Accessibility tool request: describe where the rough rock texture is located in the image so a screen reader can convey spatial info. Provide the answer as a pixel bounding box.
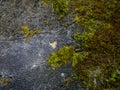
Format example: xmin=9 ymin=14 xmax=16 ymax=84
xmin=0 ymin=0 xmax=81 ymax=90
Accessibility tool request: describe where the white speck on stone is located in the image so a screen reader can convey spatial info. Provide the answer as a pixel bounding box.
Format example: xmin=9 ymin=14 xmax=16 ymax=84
xmin=31 ymin=64 xmax=38 ymax=69
xmin=61 ymin=73 xmax=65 ymax=77
xmin=38 ymin=53 xmax=42 ymax=57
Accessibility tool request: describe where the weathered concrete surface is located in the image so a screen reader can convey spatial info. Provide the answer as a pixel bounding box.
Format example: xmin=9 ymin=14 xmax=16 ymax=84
xmin=0 ymin=0 xmax=81 ymax=90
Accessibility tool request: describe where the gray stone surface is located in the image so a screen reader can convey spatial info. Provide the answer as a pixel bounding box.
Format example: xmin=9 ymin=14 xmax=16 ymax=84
xmin=0 ymin=0 xmax=81 ymax=90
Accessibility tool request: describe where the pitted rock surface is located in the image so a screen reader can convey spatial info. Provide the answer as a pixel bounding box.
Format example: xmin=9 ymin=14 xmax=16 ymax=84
xmin=0 ymin=0 xmax=81 ymax=90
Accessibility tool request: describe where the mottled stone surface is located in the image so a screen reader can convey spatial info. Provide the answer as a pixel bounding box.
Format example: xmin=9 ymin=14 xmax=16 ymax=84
xmin=0 ymin=0 xmax=81 ymax=90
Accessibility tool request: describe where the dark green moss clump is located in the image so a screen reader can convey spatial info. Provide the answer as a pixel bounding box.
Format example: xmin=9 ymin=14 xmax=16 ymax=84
xmin=47 ymin=0 xmax=120 ymax=89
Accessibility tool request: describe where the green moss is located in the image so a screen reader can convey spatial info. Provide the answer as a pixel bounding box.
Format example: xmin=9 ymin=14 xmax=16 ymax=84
xmin=0 ymin=77 xmax=9 ymax=86
xmin=47 ymin=0 xmax=120 ymax=89
xmin=47 ymin=46 xmax=75 ymax=70
xmin=21 ymin=25 xmax=40 ymax=42
xmin=41 ymin=0 xmax=69 ymax=19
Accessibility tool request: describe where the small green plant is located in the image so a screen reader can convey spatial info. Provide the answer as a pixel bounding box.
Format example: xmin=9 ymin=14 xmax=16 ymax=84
xmin=0 ymin=77 xmax=9 ymax=86
xmin=64 ymin=77 xmax=73 ymax=87
xmin=22 ymin=25 xmax=40 ymax=42
xmin=41 ymin=0 xmax=69 ymax=19
xmin=53 ymin=0 xmax=69 ymax=20
xmin=47 ymin=46 xmax=75 ymax=70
